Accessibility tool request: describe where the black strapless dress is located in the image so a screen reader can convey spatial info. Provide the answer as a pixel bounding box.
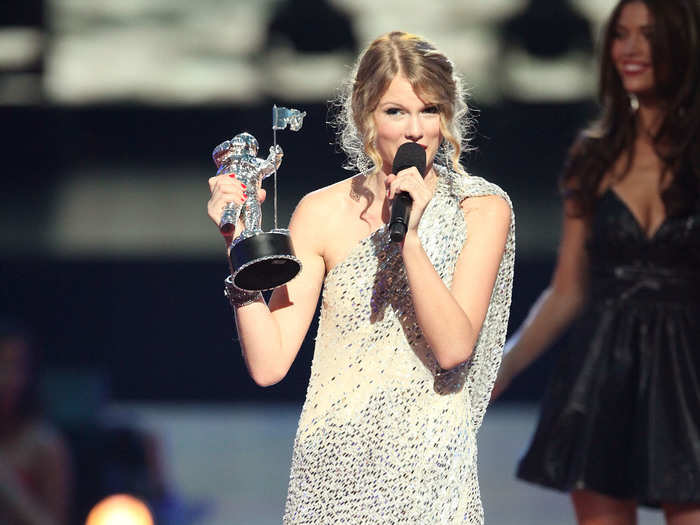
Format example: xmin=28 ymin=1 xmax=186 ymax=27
xmin=517 ymin=189 xmax=700 ymax=506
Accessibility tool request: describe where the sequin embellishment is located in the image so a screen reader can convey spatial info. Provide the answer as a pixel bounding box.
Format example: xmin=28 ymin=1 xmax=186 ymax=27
xmin=283 ymin=168 xmax=515 ymax=524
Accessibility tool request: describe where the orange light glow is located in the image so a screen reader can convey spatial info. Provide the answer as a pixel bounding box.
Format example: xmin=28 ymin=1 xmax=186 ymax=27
xmin=85 ymin=494 xmax=154 ymax=525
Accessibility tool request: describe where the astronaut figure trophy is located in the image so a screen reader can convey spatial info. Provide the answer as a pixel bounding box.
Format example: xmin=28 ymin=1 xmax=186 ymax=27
xmin=212 ymin=106 xmax=305 ymax=291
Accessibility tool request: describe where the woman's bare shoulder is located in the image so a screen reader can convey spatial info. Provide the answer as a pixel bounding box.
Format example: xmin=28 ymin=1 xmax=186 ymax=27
xmin=460 ymin=193 xmax=511 ymax=221
xmin=293 ymin=174 xmax=358 ymax=220
xmin=288 ymin=175 xmax=360 ymax=254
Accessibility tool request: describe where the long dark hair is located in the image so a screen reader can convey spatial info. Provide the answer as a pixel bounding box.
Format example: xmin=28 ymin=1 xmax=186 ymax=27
xmin=562 ymin=0 xmax=700 ymax=218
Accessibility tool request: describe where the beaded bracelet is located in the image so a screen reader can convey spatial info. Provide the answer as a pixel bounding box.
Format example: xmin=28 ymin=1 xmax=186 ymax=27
xmin=224 ymin=276 xmax=262 ymax=308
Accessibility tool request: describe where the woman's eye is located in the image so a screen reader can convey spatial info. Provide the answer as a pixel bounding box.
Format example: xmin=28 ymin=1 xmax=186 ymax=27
xmin=612 ymin=28 xmax=626 ymax=39
xmin=385 ymin=108 xmax=403 ymax=115
xmin=423 ymin=106 xmax=439 ymax=114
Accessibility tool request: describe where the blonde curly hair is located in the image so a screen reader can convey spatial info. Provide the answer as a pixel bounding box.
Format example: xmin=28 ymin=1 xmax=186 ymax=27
xmin=331 ymin=31 xmax=472 ymax=175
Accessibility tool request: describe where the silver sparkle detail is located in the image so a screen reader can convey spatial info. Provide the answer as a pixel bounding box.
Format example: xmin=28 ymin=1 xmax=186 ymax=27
xmin=273 ymin=105 xmax=306 ymax=131
xmin=283 ymin=166 xmax=516 ymax=524
xmin=212 ymin=131 xmax=283 ymax=237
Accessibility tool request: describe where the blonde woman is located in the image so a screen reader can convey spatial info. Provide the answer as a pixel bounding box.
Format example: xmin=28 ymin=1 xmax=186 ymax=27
xmin=208 ymin=31 xmax=514 ymax=523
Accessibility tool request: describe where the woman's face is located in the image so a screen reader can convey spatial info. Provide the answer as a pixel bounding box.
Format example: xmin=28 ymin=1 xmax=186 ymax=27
xmin=372 ymin=74 xmax=442 ymax=175
xmin=611 ymin=1 xmax=656 ymax=99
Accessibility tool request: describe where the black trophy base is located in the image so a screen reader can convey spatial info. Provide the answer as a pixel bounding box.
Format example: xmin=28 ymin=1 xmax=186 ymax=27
xmin=229 ymin=229 xmax=301 ymax=291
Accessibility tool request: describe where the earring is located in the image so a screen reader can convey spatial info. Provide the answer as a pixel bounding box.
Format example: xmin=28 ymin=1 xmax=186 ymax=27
xmin=628 ymin=93 xmax=639 ymax=112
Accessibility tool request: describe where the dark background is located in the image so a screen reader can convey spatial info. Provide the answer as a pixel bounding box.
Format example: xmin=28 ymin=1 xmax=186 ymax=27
xmin=1 ymin=0 xmax=605 ymax=406
xmin=2 ymin=102 xmax=593 ymax=404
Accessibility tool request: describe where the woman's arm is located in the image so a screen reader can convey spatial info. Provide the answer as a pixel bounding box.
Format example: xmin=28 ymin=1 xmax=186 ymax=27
xmin=208 ymin=174 xmax=326 ymax=386
xmin=233 ymin=193 xmax=326 ymax=386
xmin=491 ymin=200 xmax=589 ymax=398
xmin=402 ymin=194 xmax=511 ymax=370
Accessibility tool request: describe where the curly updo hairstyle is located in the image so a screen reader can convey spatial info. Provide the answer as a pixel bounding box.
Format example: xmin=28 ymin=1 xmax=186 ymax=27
xmin=332 ymin=31 xmax=472 ymax=175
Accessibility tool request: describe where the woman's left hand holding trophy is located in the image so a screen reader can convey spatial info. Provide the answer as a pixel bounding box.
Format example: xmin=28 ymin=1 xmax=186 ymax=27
xmin=208 ymin=165 xmax=269 ymax=308
xmin=207 ymin=161 xmax=265 ymax=247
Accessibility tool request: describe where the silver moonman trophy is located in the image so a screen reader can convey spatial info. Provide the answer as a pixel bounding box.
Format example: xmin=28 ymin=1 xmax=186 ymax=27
xmin=212 ymin=105 xmax=306 ymax=291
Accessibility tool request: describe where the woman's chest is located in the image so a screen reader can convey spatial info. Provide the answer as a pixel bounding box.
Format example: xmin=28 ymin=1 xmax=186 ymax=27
xmin=323 ymin=206 xmax=388 ymax=274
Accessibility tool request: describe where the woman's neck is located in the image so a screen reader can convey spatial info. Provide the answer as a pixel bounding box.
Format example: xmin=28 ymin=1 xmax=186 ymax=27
xmin=635 ymin=96 xmax=665 ymax=139
xmin=368 ymin=168 xmax=389 ymax=199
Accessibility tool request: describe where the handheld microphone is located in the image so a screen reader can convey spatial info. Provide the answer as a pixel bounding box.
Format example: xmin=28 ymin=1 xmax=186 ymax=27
xmin=389 ymin=142 xmax=426 ymax=243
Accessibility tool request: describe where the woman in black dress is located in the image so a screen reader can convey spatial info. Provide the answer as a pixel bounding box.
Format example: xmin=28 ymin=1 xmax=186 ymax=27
xmin=493 ymin=0 xmax=700 ymax=523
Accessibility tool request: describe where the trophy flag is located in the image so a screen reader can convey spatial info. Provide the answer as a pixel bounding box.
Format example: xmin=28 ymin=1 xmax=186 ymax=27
xmin=272 ymin=105 xmax=306 ymax=131
xmin=270 ymin=105 xmax=305 ymax=235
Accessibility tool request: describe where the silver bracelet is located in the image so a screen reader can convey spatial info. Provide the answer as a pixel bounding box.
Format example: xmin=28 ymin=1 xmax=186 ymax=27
xmin=224 ymin=276 xmax=262 ymax=308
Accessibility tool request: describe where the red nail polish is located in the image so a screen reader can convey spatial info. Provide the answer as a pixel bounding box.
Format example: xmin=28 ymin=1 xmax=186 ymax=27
xmin=241 ymin=183 xmax=247 ymax=189
xmin=229 ymin=174 xmax=236 ymax=178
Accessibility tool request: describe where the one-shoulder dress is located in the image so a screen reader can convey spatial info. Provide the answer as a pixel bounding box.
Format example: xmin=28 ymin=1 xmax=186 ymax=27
xmin=517 ymin=189 xmax=700 ymax=506
xmin=282 ymin=168 xmax=515 ymax=524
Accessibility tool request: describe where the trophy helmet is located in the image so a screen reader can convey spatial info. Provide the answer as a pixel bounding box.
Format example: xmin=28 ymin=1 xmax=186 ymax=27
xmin=230 ymin=132 xmax=259 ymax=157
xmin=212 ymin=140 xmax=234 ymax=167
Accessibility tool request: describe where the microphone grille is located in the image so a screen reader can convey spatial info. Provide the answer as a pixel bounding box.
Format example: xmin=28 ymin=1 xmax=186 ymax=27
xmin=392 ymin=142 xmax=426 ymax=178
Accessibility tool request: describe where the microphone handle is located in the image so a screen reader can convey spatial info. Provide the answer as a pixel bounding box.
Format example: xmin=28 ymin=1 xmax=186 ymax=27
xmin=389 ymin=193 xmax=413 ymax=243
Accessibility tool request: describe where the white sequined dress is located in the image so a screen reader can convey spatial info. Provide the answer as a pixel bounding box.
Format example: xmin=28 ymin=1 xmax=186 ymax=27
xmin=283 ymin=168 xmax=515 ymax=524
